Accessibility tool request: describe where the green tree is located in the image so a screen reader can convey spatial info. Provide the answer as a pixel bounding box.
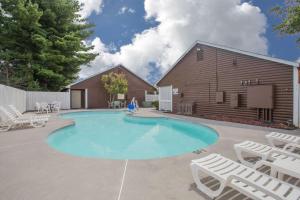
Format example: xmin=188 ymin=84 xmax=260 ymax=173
xmin=0 ymin=0 xmax=43 ymax=89
xmin=0 ymin=0 xmax=97 ymax=91
xmin=272 ymin=0 xmax=300 ymax=45
xmin=101 ymin=72 xmax=128 ymax=102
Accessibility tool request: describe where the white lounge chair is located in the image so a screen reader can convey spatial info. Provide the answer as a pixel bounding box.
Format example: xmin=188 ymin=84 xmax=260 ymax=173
xmin=8 ymin=105 xmax=49 ymax=120
xmin=234 ymin=140 xmax=300 ymax=167
xmin=266 ymin=132 xmax=300 ymax=147
xmin=0 ymin=106 xmax=46 ymax=131
xmin=191 ymin=153 xmax=300 ymax=200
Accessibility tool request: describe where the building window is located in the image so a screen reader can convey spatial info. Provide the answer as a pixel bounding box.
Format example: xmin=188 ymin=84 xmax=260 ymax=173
xmin=196 ymin=46 xmax=203 ymax=61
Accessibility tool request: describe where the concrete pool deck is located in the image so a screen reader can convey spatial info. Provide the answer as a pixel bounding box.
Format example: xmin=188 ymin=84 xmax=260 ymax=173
xmin=0 ymin=108 xmax=299 ymax=200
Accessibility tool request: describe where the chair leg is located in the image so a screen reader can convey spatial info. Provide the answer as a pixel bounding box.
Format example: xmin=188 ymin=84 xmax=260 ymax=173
xmin=270 ymin=168 xmax=278 ymax=178
xmin=278 ymin=172 xmax=284 ymax=180
xmin=266 ymin=137 xmax=275 ymax=147
xmin=234 ymin=147 xmax=255 ymax=168
xmin=190 ymin=163 xmax=226 ymax=199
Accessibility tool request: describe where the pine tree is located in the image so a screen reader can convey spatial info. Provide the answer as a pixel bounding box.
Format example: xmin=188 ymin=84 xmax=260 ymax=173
xmin=0 ymin=0 xmax=97 ymax=91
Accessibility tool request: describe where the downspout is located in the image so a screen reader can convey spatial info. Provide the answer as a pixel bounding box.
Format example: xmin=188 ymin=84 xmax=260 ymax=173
xmin=293 ymin=65 xmax=300 ymax=127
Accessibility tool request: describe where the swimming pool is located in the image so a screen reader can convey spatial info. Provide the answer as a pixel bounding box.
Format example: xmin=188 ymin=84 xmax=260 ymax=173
xmin=47 ymin=111 xmax=218 ymax=160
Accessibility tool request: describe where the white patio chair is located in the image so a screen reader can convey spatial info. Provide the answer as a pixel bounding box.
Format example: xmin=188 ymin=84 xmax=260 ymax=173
xmin=40 ymin=102 xmax=50 ymax=114
xmin=266 ymin=132 xmax=300 ymax=147
xmin=35 ymin=102 xmax=42 ymax=113
xmin=52 ymin=101 xmax=61 ymax=112
xmin=8 ymin=105 xmax=49 ymax=120
xmin=234 ymin=140 xmax=300 ymax=167
xmin=0 ymin=106 xmax=46 ymax=131
xmin=191 ymin=153 xmax=300 ymax=200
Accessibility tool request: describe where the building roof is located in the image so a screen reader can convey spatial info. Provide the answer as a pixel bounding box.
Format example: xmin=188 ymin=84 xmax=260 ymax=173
xmin=68 ymin=65 xmax=154 ymax=88
xmin=156 ymin=40 xmax=299 ymax=85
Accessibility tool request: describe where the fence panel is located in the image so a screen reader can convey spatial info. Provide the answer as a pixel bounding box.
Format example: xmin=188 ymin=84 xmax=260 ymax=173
xmin=0 ymin=84 xmax=26 ymax=121
xmin=26 ymin=91 xmax=70 ymax=111
xmin=145 ymin=94 xmax=158 ymax=102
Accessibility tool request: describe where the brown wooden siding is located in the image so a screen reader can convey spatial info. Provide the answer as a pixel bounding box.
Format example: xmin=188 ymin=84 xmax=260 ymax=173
xmin=71 ymin=66 xmax=154 ymax=108
xmin=157 ymin=44 xmax=293 ymax=124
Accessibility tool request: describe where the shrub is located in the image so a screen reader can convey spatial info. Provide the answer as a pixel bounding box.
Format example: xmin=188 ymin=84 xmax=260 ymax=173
xmin=152 ymin=101 xmax=159 ymax=110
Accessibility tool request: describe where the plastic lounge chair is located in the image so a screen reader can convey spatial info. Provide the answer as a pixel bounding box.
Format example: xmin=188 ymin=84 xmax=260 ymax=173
xmin=266 ymin=132 xmax=300 ymax=147
xmin=0 ymin=106 xmax=46 ymax=131
xmin=8 ymin=105 xmax=49 ymax=120
xmin=234 ymin=140 xmax=300 ymax=167
xmin=191 ymin=153 xmax=300 ymax=200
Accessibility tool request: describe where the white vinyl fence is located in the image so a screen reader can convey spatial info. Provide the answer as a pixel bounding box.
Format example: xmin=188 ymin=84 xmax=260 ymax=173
xmin=0 ymin=84 xmax=26 ymax=121
xmin=145 ymin=90 xmax=158 ymax=102
xmin=26 ymin=91 xmax=70 ymax=111
xmin=0 ymin=84 xmax=70 ymax=121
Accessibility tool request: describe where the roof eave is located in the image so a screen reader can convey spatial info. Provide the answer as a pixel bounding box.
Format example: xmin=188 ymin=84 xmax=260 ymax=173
xmin=70 ymin=65 xmax=154 ymax=88
xmin=156 ymin=40 xmax=298 ymax=86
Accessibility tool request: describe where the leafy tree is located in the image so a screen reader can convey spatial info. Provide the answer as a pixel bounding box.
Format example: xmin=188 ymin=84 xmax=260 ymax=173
xmin=101 ymin=72 xmax=128 ymax=102
xmin=0 ymin=0 xmax=97 ymax=91
xmin=272 ymin=0 xmax=300 ymax=45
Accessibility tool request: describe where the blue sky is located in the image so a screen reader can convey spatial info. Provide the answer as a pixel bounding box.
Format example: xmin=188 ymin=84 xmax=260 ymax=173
xmin=251 ymin=0 xmax=299 ymax=60
xmin=88 ymin=0 xmax=157 ymax=50
xmin=80 ymin=0 xmax=299 ymax=83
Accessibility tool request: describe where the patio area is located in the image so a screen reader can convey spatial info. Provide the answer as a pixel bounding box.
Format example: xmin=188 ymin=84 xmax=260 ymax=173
xmin=0 ymin=109 xmax=299 ymax=200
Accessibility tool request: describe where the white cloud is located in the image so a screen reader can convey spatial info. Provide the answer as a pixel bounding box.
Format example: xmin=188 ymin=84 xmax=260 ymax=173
xmin=80 ymin=0 xmax=268 ymax=82
xmin=78 ymin=0 xmax=103 ymax=18
xmin=297 ymin=58 xmax=300 ymax=63
xmin=118 ymin=6 xmax=136 ymax=15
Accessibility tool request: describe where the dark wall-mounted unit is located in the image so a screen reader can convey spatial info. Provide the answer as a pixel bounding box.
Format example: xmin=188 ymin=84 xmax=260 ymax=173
xmin=216 ymin=91 xmax=224 ymax=103
xmin=247 ymin=85 xmax=273 ymax=109
xmin=230 ymin=93 xmax=240 ymax=108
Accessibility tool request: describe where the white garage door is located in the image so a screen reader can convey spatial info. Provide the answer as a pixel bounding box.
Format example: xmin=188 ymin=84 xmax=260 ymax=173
xmin=158 ymin=85 xmax=172 ymax=112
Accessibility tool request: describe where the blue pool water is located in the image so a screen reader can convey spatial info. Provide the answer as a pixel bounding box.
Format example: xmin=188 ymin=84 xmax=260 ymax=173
xmin=47 ymin=111 xmax=218 ymax=160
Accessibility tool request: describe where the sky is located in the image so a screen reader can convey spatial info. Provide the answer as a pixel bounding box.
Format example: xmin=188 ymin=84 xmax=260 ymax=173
xmin=78 ymin=0 xmax=300 ymax=84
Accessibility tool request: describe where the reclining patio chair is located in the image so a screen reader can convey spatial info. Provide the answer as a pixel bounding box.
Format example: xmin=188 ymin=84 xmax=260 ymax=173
xmin=234 ymin=140 xmax=300 ymax=181
xmin=191 ymin=153 xmax=300 ymax=200
xmin=8 ymin=105 xmax=49 ymax=120
xmin=234 ymin=140 xmax=300 ymax=167
xmin=0 ymin=106 xmax=46 ymax=131
xmin=266 ymin=132 xmax=300 ymax=147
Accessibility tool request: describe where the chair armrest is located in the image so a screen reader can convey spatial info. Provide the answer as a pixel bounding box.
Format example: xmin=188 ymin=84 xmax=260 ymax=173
xmin=227 ymin=174 xmax=283 ymax=200
xmin=253 ymin=160 xmax=274 ymax=170
xmin=267 ymin=148 xmax=300 ymax=160
xmin=283 ymin=143 xmax=300 ymax=152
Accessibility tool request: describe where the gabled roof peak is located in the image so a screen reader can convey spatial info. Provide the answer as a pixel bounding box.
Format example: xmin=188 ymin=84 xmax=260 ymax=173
xmin=69 ymin=65 xmax=153 ymax=88
xmin=156 ymin=40 xmax=299 ymax=85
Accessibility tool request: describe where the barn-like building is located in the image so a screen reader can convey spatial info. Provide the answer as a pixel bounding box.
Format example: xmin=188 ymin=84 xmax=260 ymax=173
xmin=69 ymin=65 xmax=155 ymax=109
xmin=157 ymin=41 xmax=300 ymax=127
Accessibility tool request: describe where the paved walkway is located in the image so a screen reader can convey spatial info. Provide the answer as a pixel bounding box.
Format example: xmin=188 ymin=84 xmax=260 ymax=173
xmin=0 ymin=109 xmax=299 ymax=200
